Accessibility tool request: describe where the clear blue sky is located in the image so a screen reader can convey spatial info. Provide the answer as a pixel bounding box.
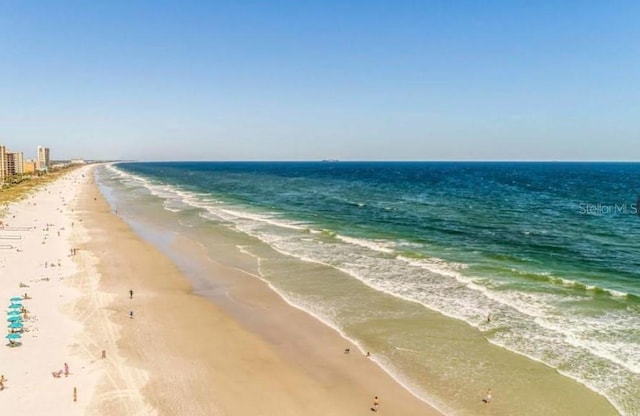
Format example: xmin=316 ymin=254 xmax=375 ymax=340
xmin=0 ymin=1 xmax=638 ymax=161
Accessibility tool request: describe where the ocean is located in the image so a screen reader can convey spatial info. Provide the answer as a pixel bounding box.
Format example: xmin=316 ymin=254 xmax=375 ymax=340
xmin=97 ymin=161 xmax=640 ymax=416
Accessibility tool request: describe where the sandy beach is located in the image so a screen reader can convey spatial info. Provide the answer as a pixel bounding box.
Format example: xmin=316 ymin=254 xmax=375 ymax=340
xmin=1 ymin=166 xmax=444 ymax=414
xmin=83 ymin=168 xmax=444 ymax=414
xmin=0 ymin=167 xmax=103 ymax=415
xmin=2 ymin=2 xmax=638 ymax=414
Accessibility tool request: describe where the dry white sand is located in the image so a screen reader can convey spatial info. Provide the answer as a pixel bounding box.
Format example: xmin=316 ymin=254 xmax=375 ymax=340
xmin=0 ymin=166 xmax=150 ymax=415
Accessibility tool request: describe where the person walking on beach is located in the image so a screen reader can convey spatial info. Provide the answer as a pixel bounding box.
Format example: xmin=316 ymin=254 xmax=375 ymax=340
xmin=129 ymin=289 xmax=134 ymax=299
xmin=64 ymin=363 xmax=69 ymax=377
xmin=483 ymin=388 xmax=492 ymax=404
xmin=129 ymin=311 xmax=134 ymax=319
xmin=372 ymin=396 xmax=380 ymax=412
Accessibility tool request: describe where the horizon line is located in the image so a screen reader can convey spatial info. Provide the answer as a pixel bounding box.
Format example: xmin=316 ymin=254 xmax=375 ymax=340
xmin=107 ymin=159 xmax=640 ymax=163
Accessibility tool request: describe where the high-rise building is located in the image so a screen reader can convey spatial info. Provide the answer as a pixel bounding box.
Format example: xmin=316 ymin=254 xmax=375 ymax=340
xmin=0 ymin=145 xmax=6 ymax=182
xmin=37 ymin=146 xmax=50 ymax=171
xmin=6 ymin=152 xmax=24 ymax=176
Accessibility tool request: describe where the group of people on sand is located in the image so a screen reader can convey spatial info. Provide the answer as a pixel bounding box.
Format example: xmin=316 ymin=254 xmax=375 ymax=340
xmin=372 ymin=396 xmax=380 ymax=412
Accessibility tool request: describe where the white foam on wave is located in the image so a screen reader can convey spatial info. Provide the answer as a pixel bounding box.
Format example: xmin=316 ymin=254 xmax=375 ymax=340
xmin=556 ymin=277 xmax=631 ymax=298
xmin=335 ymin=235 xmax=395 ymax=254
xmin=109 ymin=164 xmax=156 ymax=190
xmin=610 ymin=289 xmax=628 ymax=298
xmin=214 ymin=208 xmax=308 ymax=231
xmin=537 ymin=311 xmax=640 ymax=374
xmin=397 ymin=255 xmax=466 ymax=278
xmin=162 ymin=203 xmax=182 ymax=213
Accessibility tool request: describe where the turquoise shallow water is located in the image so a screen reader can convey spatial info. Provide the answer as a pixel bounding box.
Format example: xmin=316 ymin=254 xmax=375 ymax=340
xmin=100 ymin=161 xmax=640 ymax=415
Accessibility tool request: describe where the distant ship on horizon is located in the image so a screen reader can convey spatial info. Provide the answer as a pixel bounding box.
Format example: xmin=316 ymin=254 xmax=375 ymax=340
xmin=321 ymin=159 xmax=340 ymax=162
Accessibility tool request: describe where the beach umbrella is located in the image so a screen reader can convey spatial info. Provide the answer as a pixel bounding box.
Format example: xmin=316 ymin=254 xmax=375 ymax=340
xmin=7 ymin=310 xmax=21 ymax=316
xmin=5 ymin=333 xmax=21 ymax=340
xmin=7 ymin=316 xmax=22 ymax=322
xmin=8 ymin=303 xmax=22 ymax=309
xmin=9 ymin=297 xmax=22 ymax=302
xmin=8 ymin=322 xmax=23 ymax=329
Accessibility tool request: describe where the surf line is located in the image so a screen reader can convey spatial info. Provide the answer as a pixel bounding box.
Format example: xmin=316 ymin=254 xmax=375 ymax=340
xmin=395 ymin=346 xmax=420 ymax=353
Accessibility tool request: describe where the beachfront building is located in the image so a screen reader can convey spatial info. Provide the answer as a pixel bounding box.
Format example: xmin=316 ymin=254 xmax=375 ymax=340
xmin=6 ymin=151 xmax=24 ymax=176
xmin=37 ymin=146 xmax=50 ymax=172
xmin=0 ymin=147 xmax=26 ymax=183
xmin=0 ymin=145 xmax=6 ymax=182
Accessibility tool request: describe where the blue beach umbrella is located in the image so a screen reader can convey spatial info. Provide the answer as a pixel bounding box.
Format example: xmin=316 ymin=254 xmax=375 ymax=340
xmin=8 ymin=322 xmax=23 ymax=329
xmin=9 ymin=297 xmax=22 ymax=302
xmin=6 ymin=333 xmax=21 ymax=340
xmin=7 ymin=316 xmax=22 ymax=322
xmin=8 ymin=303 xmax=22 ymax=309
xmin=7 ymin=310 xmax=21 ymax=316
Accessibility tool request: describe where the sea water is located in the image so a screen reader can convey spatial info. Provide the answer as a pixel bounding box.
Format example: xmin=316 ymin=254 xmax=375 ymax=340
xmin=96 ymin=162 xmax=640 ymax=415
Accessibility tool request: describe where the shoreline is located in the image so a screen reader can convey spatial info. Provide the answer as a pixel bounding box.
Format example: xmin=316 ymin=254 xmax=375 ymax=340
xmin=1 ymin=165 xmax=621 ymax=415
xmin=172 ymin=234 xmax=450 ymax=414
xmin=86 ymin=166 xmax=445 ymax=414
xmin=101 ymin=162 xmax=621 ymax=416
